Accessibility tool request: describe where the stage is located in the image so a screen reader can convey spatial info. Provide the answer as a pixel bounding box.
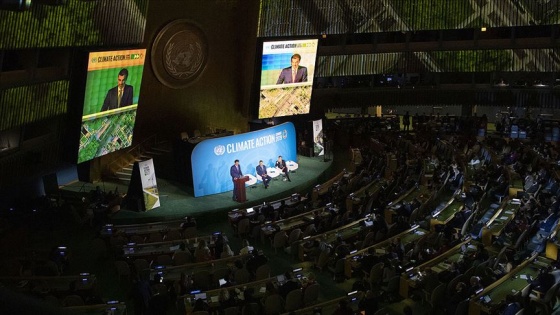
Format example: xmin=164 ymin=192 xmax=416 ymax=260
xmin=60 ymin=155 xmax=333 ymax=226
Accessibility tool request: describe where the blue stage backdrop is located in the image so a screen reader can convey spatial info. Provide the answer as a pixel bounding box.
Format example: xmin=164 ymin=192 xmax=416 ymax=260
xmin=191 ymin=122 xmax=297 ymax=197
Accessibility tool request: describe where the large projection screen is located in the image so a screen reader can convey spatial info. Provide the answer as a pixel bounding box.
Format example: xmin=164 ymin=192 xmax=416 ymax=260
xmin=191 ymin=122 xmax=297 ymax=197
xmin=78 ymin=49 xmax=146 ymax=164
xmin=258 ymin=39 xmax=318 ymax=119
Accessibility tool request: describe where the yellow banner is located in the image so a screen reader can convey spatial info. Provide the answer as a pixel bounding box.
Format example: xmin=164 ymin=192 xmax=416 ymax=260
xmin=88 ymin=49 xmax=146 ymax=71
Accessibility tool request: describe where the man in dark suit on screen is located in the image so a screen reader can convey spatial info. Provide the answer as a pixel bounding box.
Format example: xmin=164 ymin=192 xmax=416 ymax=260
xmin=276 ymin=53 xmax=308 ymax=84
xmin=256 ymin=160 xmax=271 ymax=189
xmin=101 ymin=68 xmax=134 ymax=112
xmin=230 ymin=159 xmax=243 ymax=201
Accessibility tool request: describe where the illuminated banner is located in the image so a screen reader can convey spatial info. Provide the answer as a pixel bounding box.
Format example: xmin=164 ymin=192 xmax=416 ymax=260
xmin=191 ymin=122 xmax=297 ymax=197
xmin=258 ymin=39 xmax=318 ymax=119
xmin=312 ymin=119 xmax=324 ymax=156
xmin=138 ymin=159 xmax=160 ymax=211
xmin=78 ymin=49 xmax=146 ymax=163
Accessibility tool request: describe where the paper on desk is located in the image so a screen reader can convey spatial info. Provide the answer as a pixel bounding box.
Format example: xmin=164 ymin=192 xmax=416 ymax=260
xmin=431 ymin=266 xmax=443 ymax=273
xmin=499 ymin=216 xmax=508 ymax=220
xmin=519 ymin=274 xmax=528 ymax=280
xmin=259 ymin=287 xmax=266 ymax=293
xmin=211 ymin=296 xmax=219 ymax=303
xmin=169 ymin=245 xmax=180 ymax=251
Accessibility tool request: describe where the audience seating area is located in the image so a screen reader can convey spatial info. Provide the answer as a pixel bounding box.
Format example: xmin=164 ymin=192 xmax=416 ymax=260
xmin=4 ymin=116 xmax=560 ymax=314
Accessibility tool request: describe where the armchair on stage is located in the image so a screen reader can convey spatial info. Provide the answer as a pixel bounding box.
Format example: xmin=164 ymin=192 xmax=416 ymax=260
xmin=234 ymin=176 xmax=250 ymax=202
xmin=256 ymin=161 xmax=299 ymax=182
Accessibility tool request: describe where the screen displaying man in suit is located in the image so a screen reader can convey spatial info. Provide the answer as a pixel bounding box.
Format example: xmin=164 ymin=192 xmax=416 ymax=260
xmin=256 ymin=160 xmax=271 ymax=189
xmin=275 ymin=156 xmax=291 ymax=182
xmin=230 ymin=159 xmax=243 ymax=201
xmin=101 ymin=68 xmax=134 ymax=112
xmin=276 ymin=54 xmax=308 ymax=84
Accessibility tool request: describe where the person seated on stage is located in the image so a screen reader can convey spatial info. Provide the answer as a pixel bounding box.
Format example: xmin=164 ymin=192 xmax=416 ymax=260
xmin=256 ymin=160 xmax=271 ymax=189
xmin=275 ymin=155 xmax=291 ymax=182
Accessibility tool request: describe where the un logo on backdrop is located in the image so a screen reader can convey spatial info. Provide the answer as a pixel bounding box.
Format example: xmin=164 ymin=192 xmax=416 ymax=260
xmin=214 ymin=145 xmax=226 ymax=156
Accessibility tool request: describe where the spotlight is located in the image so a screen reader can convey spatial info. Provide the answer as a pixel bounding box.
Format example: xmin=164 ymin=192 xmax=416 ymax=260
xmin=0 ymin=0 xmax=32 ymax=11
xmin=481 ymin=27 xmax=487 ymax=32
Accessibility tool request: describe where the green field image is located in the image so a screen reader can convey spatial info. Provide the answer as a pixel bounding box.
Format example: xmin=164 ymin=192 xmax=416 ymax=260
xmin=261 ymin=69 xmax=280 ymax=86
xmin=78 ymin=109 xmax=137 ymax=163
xmin=259 ymin=85 xmax=312 ymax=119
xmin=143 ymin=187 xmax=160 ymax=210
xmin=83 ymin=65 xmax=144 ymax=116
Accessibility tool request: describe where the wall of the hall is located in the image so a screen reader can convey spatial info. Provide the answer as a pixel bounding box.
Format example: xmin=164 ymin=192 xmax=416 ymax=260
xmin=134 ymin=0 xmax=260 ymax=141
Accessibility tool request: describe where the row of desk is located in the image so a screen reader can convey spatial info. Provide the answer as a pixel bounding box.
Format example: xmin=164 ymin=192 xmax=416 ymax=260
xmin=178 ymin=271 xmax=310 ymax=313
xmin=100 ymin=219 xmax=193 ymax=237
xmin=227 ymin=195 xmax=307 ymax=226
xmin=312 ymin=171 xmax=352 ymax=202
xmin=0 ymin=274 xmax=96 ymax=296
xmin=297 ymin=217 xmax=370 ymax=262
xmin=399 ymin=239 xmax=473 ymax=298
xmin=259 ymin=206 xmax=328 ymax=243
xmin=120 ymin=232 xmax=221 ymax=260
xmin=346 ymin=179 xmax=386 ymax=213
xmin=150 ymin=253 xmax=251 ymax=282
xmin=344 ymin=225 xmax=430 ymax=279
xmin=430 ymin=191 xmax=465 ymax=230
xmin=479 ymin=199 xmax=521 ymax=246
xmin=385 ymin=185 xmax=432 ymax=224
xmin=469 ymin=254 xmax=551 ymax=315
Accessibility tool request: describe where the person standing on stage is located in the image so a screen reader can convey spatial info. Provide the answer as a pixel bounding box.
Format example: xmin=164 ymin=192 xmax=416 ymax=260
xmin=230 ymin=159 xmax=243 ymax=201
xmin=256 ymin=160 xmax=271 ymax=189
xmin=275 ymin=156 xmax=291 ymax=182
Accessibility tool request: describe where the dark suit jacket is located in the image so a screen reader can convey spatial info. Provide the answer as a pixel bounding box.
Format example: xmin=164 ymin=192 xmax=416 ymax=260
xmin=101 ymin=84 xmax=133 ymax=112
xmin=256 ymin=165 xmax=268 ymax=177
xmin=276 ymin=66 xmax=308 ymax=84
xmin=230 ymin=164 xmax=243 ymax=181
xmin=275 ymin=160 xmax=288 ymax=173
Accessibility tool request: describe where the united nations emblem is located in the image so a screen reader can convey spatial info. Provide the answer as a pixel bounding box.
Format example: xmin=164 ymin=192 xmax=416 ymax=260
xmin=151 ymin=20 xmax=208 ymax=89
xmin=164 ymin=31 xmax=204 ymax=80
xmin=214 ymin=145 xmax=226 ymax=156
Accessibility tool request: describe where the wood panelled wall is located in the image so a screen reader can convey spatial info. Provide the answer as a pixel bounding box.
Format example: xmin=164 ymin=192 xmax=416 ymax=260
xmin=0 ymin=80 xmax=69 ymax=130
xmin=0 ymin=0 xmax=148 ymax=49
xmin=314 ymin=48 xmax=560 ymax=77
xmin=258 ymin=0 xmax=560 ymax=37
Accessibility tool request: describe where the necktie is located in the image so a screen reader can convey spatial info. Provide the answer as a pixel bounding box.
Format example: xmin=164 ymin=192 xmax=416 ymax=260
xmin=117 ymin=88 xmax=123 ymax=107
xmin=292 ymin=68 xmax=296 ymax=83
